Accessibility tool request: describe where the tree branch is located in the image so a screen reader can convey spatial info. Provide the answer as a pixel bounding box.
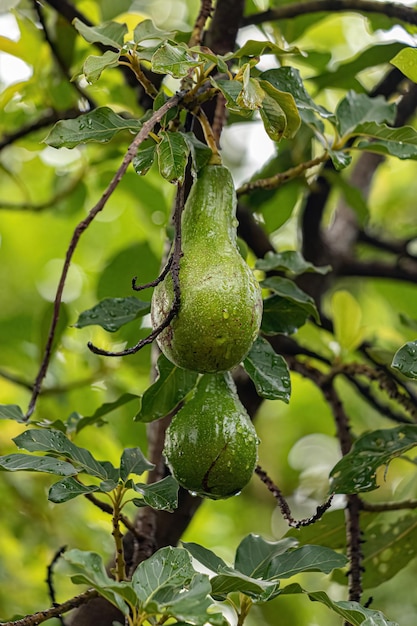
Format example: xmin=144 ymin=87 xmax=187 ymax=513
xmin=25 ymin=92 xmax=183 ymax=419
xmin=0 ymin=590 xmax=98 ymax=626
xmin=242 ymin=0 xmax=417 ymax=27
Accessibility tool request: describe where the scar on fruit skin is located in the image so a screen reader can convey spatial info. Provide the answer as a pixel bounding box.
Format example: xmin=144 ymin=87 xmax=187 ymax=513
xmin=202 ymin=440 xmax=230 ymax=493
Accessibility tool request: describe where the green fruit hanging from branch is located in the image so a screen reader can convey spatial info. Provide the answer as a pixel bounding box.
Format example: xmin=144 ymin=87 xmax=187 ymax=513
xmin=164 ymin=372 xmax=259 ymax=499
xmin=151 ymin=163 xmax=263 ymax=373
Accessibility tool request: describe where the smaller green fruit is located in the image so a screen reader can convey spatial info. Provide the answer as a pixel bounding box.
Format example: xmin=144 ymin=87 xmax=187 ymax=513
xmin=164 ymin=372 xmax=258 ymax=500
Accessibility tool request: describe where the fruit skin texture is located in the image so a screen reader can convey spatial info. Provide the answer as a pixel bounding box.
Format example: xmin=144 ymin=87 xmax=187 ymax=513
xmin=151 ymin=164 xmax=263 ymax=373
xmin=164 ymin=372 xmax=258 ymax=500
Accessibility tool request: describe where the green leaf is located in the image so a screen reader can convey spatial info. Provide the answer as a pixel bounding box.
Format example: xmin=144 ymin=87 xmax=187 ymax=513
xmin=75 ymin=297 xmax=150 ymax=332
xmin=131 ymin=546 xmax=195 ymax=606
xmin=48 ymin=477 xmax=100 ymax=503
xmin=261 ymin=276 xmax=319 ymax=322
xmin=261 ymin=295 xmax=312 ymax=335
xmin=392 ymin=340 xmax=417 ymax=378
xmin=135 ymin=354 xmax=198 ymax=423
xmin=267 ymin=545 xmax=347 ymax=579
xmin=133 ymin=141 xmax=157 ymax=176
xmin=156 ymin=130 xmax=190 ymax=183
xmin=210 ymin=568 xmax=279 ymax=601
xmin=336 ymin=91 xmax=396 ymax=139
xmin=260 ymin=67 xmax=333 ymax=128
xmin=64 ymin=549 xmax=136 ymax=613
xmin=243 ymin=336 xmax=291 ymax=403
xmin=44 ymin=107 xmax=142 ymax=149
xmin=354 ymin=122 xmax=417 ymax=159
xmin=236 ymin=67 xmax=265 ymax=110
xmin=255 ymin=251 xmax=330 ymax=276
xmin=358 ymin=515 xmax=417 ymax=589
xmin=133 ymin=475 xmax=179 ymax=512
xmin=391 ymin=47 xmax=417 ymax=83
xmin=259 ymin=79 xmax=301 ymax=140
xmin=151 ymin=42 xmax=196 ymax=78
xmin=13 ymin=429 xmax=109 ymax=480
xmin=231 ymin=40 xmax=300 ymax=59
xmin=0 ymin=453 xmax=77 ymax=476
xmin=259 ymin=92 xmax=286 ymax=141
xmin=73 ymin=19 xmax=127 ymax=48
xmin=0 ymin=404 xmax=27 ymax=422
xmin=212 ymin=78 xmax=253 ymax=118
xmin=331 ymin=290 xmax=365 ymax=352
xmin=281 ymin=584 xmax=398 ymax=625
xmin=327 ymin=148 xmax=352 ymax=171
xmin=182 ymin=542 xmax=228 ymax=572
xmin=234 ymin=534 xmax=297 ymax=579
xmin=120 ymin=447 xmax=154 ymax=482
xmin=330 ymin=425 xmax=417 ymax=494
xmin=83 ymin=50 xmax=120 ymax=83
xmin=133 ymin=19 xmax=175 ymax=43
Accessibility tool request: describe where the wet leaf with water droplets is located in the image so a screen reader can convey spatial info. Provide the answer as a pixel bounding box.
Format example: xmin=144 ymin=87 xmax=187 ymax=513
xmin=75 ymin=297 xmax=150 ymax=332
xmin=392 ymin=340 xmax=417 ymax=379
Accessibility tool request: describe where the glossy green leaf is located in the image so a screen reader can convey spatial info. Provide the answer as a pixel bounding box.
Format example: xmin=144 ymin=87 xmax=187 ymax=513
xmin=243 ymin=336 xmax=291 ymax=403
xmin=354 ymin=122 xmax=417 ymax=159
xmin=210 ymin=568 xmax=279 ymax=601
xmin=133 ymin=475 xmax=179 ymax=512
xmin=212 ymin=78 xmax=253 ymax=117
xmin=133 ymin=141 xmax=157 ymax=176
xmin=259 ymin=92 xmax=286 ymax=141
xmin=231 ymin=40 xmax=300 ymax=59
xmin=48 ymin=477 xmax=100 ymax=503
xmin=156 ymin=130 xmax=190 ymax=183
xmin=256 ymin=251 xmax=330 ymax=276
xmin=120 ymin=447 xmax=154 ymax=481
xmin=391 ymin=47 xmax=417 ymax=83
xmin=131 ymin=546 xmax=196 ymax=605
xmin=44 ymin=107 xmax=142 ymax=148
xmin=267 ymin=545 xmax=347 ymax=579
xmin=13 ymin=429 xmax=109 ymax=480
xmin=73 ymin=19 xmax=127 ymax=48
xmin=0 ymin=404 xmax=26 ymax=422
xmin=135 ymin=354 xmax=198 ymax=423
xmin=151 ymin=42 xmax=196 ymax=78
xmin=83 ymin=50 xmax=120 ymax=83
xmin=260 ymin=67 xmax=333 ymax=126
xmin=64 ymin=549 xmax=136 ymax=613
xmin=75 ymin=297 xmax=150 ymax=332
xmin=261 ymin=295 xmax=312 ymax=335
xmin=236 ymin=68 xmax=264 ymax=110
xmin=330 ymin=425 xmax=417 ymax=494
xmin=133 ymin=19 xmax=176 ymax=43
xmin=234 ymin=534 xmax=297 ymax=579
xmin=281 ymin=584 xmax=398 ymax=625
xmin=182 ymin=542 xmax=227 ymax=572
xmin=0 ymin=453 xmax=77 ymax=475
xmin=259 ymin=79 xmax=301 ymax=140
xmin=392 ymin=340 xmax=417 ymax=378
xmin=336 ymin=91 xmax=396 ymax=138
xmin=261 ymin=276 xmax=319 ymax=322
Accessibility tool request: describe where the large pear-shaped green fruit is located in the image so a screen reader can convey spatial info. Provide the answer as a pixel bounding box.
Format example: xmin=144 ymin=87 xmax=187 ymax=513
xmin=151 ymin=164 xmax=262 ymax=373
xmin=164 ymin=372 xmax=258 ymax=500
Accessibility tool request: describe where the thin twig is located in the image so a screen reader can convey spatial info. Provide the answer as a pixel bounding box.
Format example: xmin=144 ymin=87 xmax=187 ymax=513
xmin=242 ymin=0 xmax=417 ymax=27
xmin=46 ymin=546 xmax=67 ymax=626
xmin=132 ymin=256 xmax=173 ymax=291
xmin=255 ymin=465 xmax=334 ymax=528
xmin=25 ymin=92 xmax=183 ymax=419
xmin=189 ymin=0 xmax=214 ymax=47
xmin=360 ymin=498 xmax=417 ymax=512
xmin=0 ymin=590 xmax=98 ymax=626
xmin=236 ymin=152 xmax=328 ymax=196
xmin=88 ymin=182 xmax=185 ymax=357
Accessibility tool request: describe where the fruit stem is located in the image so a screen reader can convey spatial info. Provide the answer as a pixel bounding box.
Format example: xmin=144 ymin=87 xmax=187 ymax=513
xmin=237 ymin=594 xmax=253 ymax=625
xmin=196 ymin=109 xmax=222 ymax=163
